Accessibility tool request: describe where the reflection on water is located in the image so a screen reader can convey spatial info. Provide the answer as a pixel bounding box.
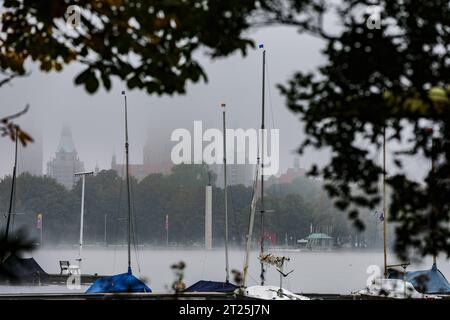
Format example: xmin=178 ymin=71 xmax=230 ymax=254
xmin=0 ymin=247 xmax=447 ymax=294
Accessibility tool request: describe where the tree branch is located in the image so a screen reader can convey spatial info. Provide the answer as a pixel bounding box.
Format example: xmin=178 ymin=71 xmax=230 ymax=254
xmin=0 ymin=104 xmax=33 ymax=146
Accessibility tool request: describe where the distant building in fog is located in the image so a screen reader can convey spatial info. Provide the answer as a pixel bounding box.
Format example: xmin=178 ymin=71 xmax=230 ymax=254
xmin=210 ymin=151 xmax=255 ymax=188
xmin=17 ymin=127 xmax=43 ymax=176
xmin=267 ymin=157 xmax=306 ymax=186
xmin=143 ymin=137 xmax=173 ymax=171
xmin=111 ymin=134 xmax=173 ymax=181
xmin=46 ymin=126 xmax=84 ymax=189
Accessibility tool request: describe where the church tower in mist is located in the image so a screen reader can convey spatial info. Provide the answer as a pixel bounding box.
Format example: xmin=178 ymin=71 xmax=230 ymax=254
xmin=46 ymin=126 xmax=84 ymax=189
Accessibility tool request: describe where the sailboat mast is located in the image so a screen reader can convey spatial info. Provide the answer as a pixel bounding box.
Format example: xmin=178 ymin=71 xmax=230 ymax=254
xmin=431 ymin=136 xmax=437 ymax=265
xmin=243 ymin=162 xmax=259 ymax=287
xmin=260 ymin=48 xmax=266 ymax=286
xmin=383 ymin=126 xmax=388 ymax=277
xmin=4 ymin=127 xmax=18 ymax=242
xmin=123 ymin=91 xmax=132 ymax=272
xmin=222 ymin=103 xmax=230 ymax=283
xmin=78 ymin=174 xmax=86 ymax=266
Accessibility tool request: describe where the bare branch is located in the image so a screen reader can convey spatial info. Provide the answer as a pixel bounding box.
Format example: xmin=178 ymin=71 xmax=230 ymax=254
xmin=0 ymin=104 xmax=30 ymax=123
xmin=0 ymin=73 xmax=18 ymax=88
xmin=0 ymin=71 xmax=29 ymax=88
xmin=0 ymin=104 xmax=33 ymax=146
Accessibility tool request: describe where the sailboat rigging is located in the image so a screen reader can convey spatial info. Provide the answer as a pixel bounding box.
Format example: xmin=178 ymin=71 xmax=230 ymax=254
xmin=242 ymin=157 xmax=259 ymax=288
xmin=240 ymin=45 xmax=309 ymax=300
xmin=124 ymin=91 xmax=132 ymax=273
xmin=382 ymin=126 xmax=387 ymax=277
xmin=384 ymin=128 xmax=450 ymax=295
xmin=86 ymin=91 xmax=150 ymax=293
xmin=357 ymin=126 xmax=441 ymax=298
xmin=357 ymin=126 xmax=406 ymax=297
xmin=257 ymin=46 xmax=276 ymax=285
xmin=184 ymin=103 xmax=237 ymax=293
xmin=222 ymin=103 xmax=230 ymax=284
xmin=4 ymin=127 xmax=18 ymax=243
xmin=0 ymin=125 xmax=49 ymax=284
xmin=259 ymin=45 xmax=267 ymax=286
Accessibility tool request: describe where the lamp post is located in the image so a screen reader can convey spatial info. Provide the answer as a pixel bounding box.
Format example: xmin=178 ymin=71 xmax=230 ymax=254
xmin=74 ymin=171 xmax=94 ymax=270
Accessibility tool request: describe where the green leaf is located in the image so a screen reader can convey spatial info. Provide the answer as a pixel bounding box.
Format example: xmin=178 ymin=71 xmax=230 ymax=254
xmin=101 ymin=73 xmax=112 ymax=91
xmin=85 ymin=72 xmax=99 ymax=93
xmin=74 ymin=69 xmax=92 ymax=85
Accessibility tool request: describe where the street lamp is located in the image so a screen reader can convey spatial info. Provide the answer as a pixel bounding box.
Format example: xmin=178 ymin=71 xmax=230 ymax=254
xmin=74 ymin=171 xmax=94 ymax=271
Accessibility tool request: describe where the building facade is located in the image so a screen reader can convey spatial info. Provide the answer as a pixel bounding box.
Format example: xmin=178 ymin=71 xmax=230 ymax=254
xmin=111 ymin=135 xmax=174 ymax=181
xmin=267 ymin=157 xmax=306 ymax=186
xmin=47 ymin=126 xmax=84 ymax=189
xmin=210 ymin=153 xmax=255 ymax=188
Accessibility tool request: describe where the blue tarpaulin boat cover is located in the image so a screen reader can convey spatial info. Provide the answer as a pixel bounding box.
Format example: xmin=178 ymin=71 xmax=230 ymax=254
xmin=391 ymin=263 xmax=450 ymax=294
xmin=185 ymin=280 xmax=237 ymax=293
xmin=86 ymin=268 xmax=151 ymax=293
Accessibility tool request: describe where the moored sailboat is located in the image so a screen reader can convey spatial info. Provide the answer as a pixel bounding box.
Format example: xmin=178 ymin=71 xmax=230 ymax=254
xmin=185 ymin=103 xmax=238 ymax=294
xmin=240 ymin=45 xmax=309 ymax=300
xmin=356 ymin=127 xmax=428 ymax=299
xmin=386 ymin=133 xmax=450 ymax=296
xmin=86 ymin=92 xmax=150 ymax=294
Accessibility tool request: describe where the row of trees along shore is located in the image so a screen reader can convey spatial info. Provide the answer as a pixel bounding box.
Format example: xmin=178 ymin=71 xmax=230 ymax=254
xmin=0 ymin=164 xmax=385 ymax=248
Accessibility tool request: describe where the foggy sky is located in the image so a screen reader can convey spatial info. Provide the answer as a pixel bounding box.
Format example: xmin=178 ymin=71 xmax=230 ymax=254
xmin=0 ymin=25 xmax=429 ymax=181
xmin=0 ymin=26 xmax=326 ymax=178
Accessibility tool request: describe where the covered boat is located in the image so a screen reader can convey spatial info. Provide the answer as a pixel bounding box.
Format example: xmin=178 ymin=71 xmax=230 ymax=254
xmin=0 ymin=254 xmax=48 ymax=284
xmin=185 ymin=280 xmax=237 ymax=293
xmin=86 ymin=267 xmax=150 ymax=293
xmin=358 ymin=278 xmax=438 ymax=299
xmin=389 ymin=263 xmax=450 ymax=295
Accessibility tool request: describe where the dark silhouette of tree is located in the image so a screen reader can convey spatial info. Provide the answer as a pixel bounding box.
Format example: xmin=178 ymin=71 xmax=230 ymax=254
xmin=0 ymin=0 xmax=261 ymax=95
xmin=0 ymin=1 xmax=263 ymax=145
xmin=269 ymin=0 xmax=450 ymax=260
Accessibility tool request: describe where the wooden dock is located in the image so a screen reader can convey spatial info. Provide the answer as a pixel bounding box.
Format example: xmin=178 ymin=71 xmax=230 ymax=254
xmin=46 ymin=273 xmax=103 ymax=285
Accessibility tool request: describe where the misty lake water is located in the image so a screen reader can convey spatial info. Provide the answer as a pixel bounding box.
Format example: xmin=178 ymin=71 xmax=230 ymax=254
xmin=1 ymin=247 xmax=449 ymax=294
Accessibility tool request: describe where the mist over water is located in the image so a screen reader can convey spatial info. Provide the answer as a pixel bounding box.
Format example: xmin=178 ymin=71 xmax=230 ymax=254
xmin=0 ymin=248 xmax=447 ymax=294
